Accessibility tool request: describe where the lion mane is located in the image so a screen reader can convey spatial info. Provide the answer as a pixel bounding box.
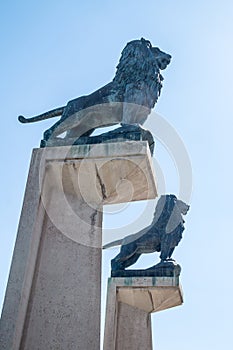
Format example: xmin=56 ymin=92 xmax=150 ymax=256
xmin=18 ymin=38 xmax=171 ymax=143
xmin=104 ymin=194 xmax=189 ymax=272
xmin=113 ymin=38 xmax=165 ymax=111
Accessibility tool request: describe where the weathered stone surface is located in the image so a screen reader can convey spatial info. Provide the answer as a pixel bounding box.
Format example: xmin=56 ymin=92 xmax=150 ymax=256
xmin=20 ymin=212 xmax=102 ymax=350
xmin=0 ymin=149 xmax=44 ymax=350
xmin=103 ymin=277 xmax=183 ymax=350
xmin=115 ymin=303 xmax=152 ymax=350
xmin=116 ymin=277 xmax=183 ymax=312
xmin=0 ymin=142 xmax=157 ymax=350
xmin=40 ymin=141 xmax=157 ymax=207
xmin=0 ymin=148 xmax=103 ymax=350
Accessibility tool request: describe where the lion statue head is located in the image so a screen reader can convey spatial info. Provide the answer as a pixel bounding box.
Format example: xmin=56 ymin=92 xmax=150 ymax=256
xmin=152 ymin=194 xmax=189 ymax=234
xmin=112 ymin=38 xmax=171 ymax=124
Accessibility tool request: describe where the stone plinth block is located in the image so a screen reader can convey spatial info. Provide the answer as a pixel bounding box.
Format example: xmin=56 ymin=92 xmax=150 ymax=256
xmin=103 ymin=277 xmax=183 ymax=350
xmin=0 ymin=141 xmax=157 ymax=350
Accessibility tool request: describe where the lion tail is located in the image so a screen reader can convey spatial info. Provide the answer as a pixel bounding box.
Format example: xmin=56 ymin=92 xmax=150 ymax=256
xmin=102 ymin=239 xmax=123 ymax=249
xmin=18 ymin=106 xmax=64 ymax=124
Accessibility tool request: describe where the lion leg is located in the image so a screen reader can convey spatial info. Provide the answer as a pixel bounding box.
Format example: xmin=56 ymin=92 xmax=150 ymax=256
xmin=111 ymin=253 xmax=123 ymax=271
xmin=43 ymin=119 xmax=64 ymax=140
xmin=111 ymin=252 xmax=141 ymax=271
xmin=160 ymin=236 xmax=172 ymax=261
xmin=121 ymin=252 xmax=141 ymax=269
xmin=167 ymin=247 xmax=175 ymax=260
xmin=111 ymin=243 xmax=140 ymax=270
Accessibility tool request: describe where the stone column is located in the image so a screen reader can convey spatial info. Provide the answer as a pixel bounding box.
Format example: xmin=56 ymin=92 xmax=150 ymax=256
xmin=103 ymin=277 xmax=183 ymax=350
xmin=0 ymin=141 xmax=157 ymax=350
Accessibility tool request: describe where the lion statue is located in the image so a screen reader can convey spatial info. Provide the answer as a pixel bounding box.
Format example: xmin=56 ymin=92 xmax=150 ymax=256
xmin=18 ymin=38 xmax=171 ymax=143
xmin=103 ymin=194 xmax=189 ymax=272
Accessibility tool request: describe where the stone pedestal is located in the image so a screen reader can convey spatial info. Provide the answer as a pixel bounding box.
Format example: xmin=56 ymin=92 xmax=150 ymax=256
xmin=0 ymin=141 xmax=157 ymax=350
xmin=103 ymin=277 xmax=183 ymax=350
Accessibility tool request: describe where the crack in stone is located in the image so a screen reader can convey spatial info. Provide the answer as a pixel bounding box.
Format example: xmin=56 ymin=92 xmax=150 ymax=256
xmin=148 ymin=290 xmax=155 ymax=313
xmin=95 ymin=164 xmax=107 ymax=200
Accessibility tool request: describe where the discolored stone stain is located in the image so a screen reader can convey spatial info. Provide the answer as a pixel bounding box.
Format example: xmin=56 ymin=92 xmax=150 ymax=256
xmin=90 ymin=209 xmax=98 ymax=235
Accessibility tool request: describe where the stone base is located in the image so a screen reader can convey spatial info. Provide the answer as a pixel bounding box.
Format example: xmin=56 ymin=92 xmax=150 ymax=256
xmin=103 ymin=277 xmax=183 ymax=350
xmin=113 ymin=303 xmax=152 ymax=350
xmin=0 ymin=142 xmax=157 ymax=350
xmin=111 ymin=261 xmax=181 ymax=278
xmin=41 ymin=124 xmax=155 ymax=155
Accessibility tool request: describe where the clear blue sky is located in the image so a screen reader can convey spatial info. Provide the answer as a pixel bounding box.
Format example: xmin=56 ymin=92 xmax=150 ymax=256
xmin=1 ymin=1 xmax=233 ymax=349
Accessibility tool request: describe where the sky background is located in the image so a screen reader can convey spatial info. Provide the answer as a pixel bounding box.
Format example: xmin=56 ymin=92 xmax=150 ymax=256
xmin=1 ymin=0 xmax=233 ymax=349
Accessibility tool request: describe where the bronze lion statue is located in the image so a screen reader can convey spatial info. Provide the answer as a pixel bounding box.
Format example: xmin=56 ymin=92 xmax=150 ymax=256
xmin=18 ymin=38 xmax=171 ymax=144
xmin=103 ymin=194 xmax=189 ymax=273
